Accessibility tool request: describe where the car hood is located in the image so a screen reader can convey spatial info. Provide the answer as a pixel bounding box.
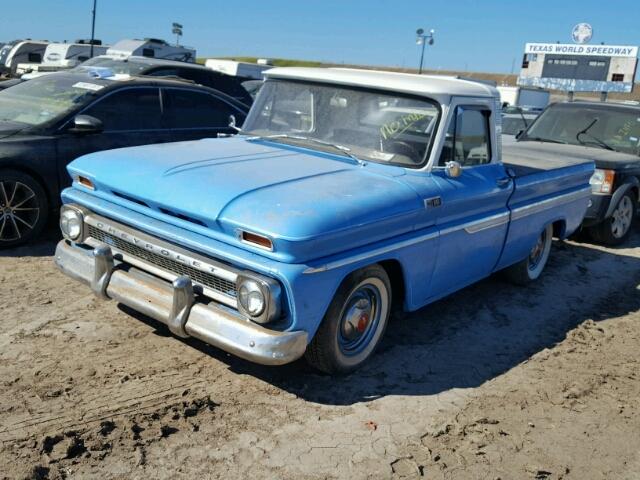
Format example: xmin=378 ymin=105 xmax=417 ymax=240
xmin=68 ymin=136 xmax=425 ymax=263
xmin=0 ymin=121 xmax=28 ymax=140
xmin=513 ymin=140 xmax=640 ymax=170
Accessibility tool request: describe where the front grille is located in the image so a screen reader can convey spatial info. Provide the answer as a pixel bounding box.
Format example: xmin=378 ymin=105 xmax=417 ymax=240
xmin=87 ymin=225 xmax=237 ymax=299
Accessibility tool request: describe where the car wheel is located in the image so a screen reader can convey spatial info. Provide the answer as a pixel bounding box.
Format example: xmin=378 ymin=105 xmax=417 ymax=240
xmin=588 ymin=191 xmax=636 ymax=246
xmin=504 ymin=223 xmax=553 ymax=285
xmin=0 ymin=170 xmax=49 ymax=248
xmin=305 ymin=264 xmax=391 ymax=374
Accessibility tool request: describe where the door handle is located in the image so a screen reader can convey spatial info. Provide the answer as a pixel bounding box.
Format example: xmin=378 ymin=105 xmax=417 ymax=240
xmin=496 ymin=177 xmax=512 ymax=188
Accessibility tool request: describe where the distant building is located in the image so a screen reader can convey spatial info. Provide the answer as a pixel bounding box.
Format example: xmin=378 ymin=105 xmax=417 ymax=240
xmin=518 ymin=42 xmax=638 ymax=94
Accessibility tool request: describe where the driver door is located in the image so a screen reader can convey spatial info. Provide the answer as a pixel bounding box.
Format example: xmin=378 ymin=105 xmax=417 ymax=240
xmin=427 ymin=99 xmax=512 ymax=299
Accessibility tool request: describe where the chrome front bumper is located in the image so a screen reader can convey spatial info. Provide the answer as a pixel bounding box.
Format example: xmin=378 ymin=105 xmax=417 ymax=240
xmin=54 ymin=240 xmax=308 ymax=366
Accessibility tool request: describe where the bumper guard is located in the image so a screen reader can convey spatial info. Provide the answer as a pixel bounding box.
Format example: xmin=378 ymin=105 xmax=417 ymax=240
xmin=55 ymin=240 xmax=307 ymax=366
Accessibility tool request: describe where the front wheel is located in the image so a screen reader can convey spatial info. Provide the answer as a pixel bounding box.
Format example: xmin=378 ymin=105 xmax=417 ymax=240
xmin=588 ymin=191 xmax=636 ymax=246
xmin=305 ymin=265 xmax=391 ymax=374
xmin=0 ymin=170 xmax=49 ymax=248
xmin=504 ymin=223 xmax=553 ymax=285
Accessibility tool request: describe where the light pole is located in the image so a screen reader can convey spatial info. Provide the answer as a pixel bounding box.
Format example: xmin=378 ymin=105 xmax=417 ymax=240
xmin=89 ymin=0 xmax=97 ymax=58
xmin=172 ymin=23 xmax=183 ymax=46
xmin=415 ymin=28 xmax=435 ymax=74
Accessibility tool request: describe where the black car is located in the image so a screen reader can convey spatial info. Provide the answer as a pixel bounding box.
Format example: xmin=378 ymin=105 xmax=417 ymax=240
xmin=0 ymin=70 xmax=249 ymax=247
xmin=518 ymin=101 xmax=640 ymax=245
xmin=75 ymin=56 xmax=255 ymax=107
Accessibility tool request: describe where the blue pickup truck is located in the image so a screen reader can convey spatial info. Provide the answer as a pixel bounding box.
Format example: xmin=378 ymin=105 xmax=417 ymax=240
xmin=54 ymin=68 xmax=594 ymax=373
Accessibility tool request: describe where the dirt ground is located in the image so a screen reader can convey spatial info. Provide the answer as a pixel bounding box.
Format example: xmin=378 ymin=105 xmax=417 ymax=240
xmin=1 ymin=226 xmax=639 ymax=480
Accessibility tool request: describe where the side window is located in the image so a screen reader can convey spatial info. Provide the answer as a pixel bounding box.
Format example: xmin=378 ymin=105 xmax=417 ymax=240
xmin=147 ymin=67 xmax=180 ymax=78
xmin=439 ymin=106 xmax=492 ymax=166
xmin=163 ymin=89 xmax=242 ymax=129
xmin=84 ymin=88 xmax=161 ymax=131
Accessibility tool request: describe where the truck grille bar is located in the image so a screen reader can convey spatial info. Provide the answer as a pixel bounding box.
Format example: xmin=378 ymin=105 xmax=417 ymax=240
xmin=84 ymin=222 xmax=238 ymax=307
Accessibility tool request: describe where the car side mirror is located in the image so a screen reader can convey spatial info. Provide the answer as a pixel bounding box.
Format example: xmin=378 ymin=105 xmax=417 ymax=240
xmin=445 ymin=160 xmax=462 ymax=178
xmin=70 ymin=115 xmax=103 ymax=134
xmin=228 ymin=114 xmax=241 ymax=132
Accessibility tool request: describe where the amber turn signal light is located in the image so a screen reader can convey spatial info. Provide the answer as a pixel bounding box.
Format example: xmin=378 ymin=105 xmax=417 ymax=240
xmin=240 ymin=231 xmax=273 ymax=250
xmin=77 ymin=176 xmax=95 ymax=190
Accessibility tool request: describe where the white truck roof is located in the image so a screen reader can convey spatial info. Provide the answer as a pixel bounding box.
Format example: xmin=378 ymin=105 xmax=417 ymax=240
xmin=264 ymin=67 xmax=499 ymax=101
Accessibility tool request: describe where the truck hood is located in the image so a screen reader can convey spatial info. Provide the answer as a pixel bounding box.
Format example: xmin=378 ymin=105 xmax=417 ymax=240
xmin=68 ymin=137 xmax=425 ymax=263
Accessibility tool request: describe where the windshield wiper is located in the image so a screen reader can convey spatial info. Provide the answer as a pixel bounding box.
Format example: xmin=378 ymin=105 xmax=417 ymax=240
xmin=249 ymin=134 xmax=366 ymax=166
xmin=524 ymin=136 xmax=568 ymax=144
xmin=576 ymin=119 xmax=614 ymax=151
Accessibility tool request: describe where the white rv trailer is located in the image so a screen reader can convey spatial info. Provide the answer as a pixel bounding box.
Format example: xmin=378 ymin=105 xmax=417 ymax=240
xmin=204 ymin=58 xmax=271 ymax=79
xmin=31 ymin=41 xmax=109 ymax=72
xmin=106 ymin=38 xmax=195 ymax=62
xmin=0 ymin=40 xmax=50 ymax=76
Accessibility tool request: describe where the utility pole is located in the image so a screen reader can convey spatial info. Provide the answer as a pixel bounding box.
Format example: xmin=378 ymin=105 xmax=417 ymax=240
xmin=90 ymin=0 xmax=97 ymax=58
xmin=415 ymin=28 xmax=435 ymax=74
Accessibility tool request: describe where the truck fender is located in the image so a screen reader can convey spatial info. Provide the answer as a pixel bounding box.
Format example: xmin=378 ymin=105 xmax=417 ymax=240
xmin=604 ymin=177 xmax=640 ymax=218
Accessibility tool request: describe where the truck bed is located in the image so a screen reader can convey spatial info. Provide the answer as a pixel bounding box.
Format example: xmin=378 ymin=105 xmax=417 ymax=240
xmin=502 ymin=141 xmax=594 ymax=216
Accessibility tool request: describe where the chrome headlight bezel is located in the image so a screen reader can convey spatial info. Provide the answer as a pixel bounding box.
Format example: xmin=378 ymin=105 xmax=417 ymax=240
xmin=59 ymin=204 xmax=85 ymax=242
xmin=236 ymin=273 xmax=282 ymax=324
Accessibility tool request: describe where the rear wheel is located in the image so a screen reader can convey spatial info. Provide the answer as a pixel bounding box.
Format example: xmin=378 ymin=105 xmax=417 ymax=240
xmin=504 ymin=223 xmax=553 ymax=285
xmin=305 ymin=265 xmax=391 ymax=374
xmin=588 ymin=191 xmax=636 ymax=246
xmin=0 ymin=170 xmax=49 ymax=248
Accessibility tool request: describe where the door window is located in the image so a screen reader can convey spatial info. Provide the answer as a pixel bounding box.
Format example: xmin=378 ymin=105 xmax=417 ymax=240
xmin=162 ymin=89 xmax=241 ymax=129
xmin=439 ymin=106 xmax=492 ymax=166
xmin=84 ymin=88 xmax=161 ymax=131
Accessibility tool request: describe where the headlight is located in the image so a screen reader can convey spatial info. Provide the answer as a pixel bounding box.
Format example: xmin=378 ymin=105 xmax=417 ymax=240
xmin=238 ymin=279 xmax=266 ymax=316
xmin=59 ymin=206 xmax=84 ymax=241
xmin=236 ymin=274 xmax=282 ymax=324
xmin=589 ymin=169 xmax=615 ymax=194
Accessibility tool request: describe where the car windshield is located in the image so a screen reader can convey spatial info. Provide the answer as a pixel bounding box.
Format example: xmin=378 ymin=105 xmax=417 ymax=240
xmin=524 ymin=104 xmax=640 ymax=156
xmin=0 ymin=74 xmax=104 ymax=126
xmin=242 ymin=80 xmax=440 ymax=166
xmin=502 ymin=114 xmax=537 ymax=135
xmin=76 ymin=57 xmax=149 ymax=75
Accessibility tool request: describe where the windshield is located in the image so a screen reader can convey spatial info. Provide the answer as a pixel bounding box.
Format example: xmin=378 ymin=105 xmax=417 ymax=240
xmin=0 ymin=74 xmax=103 ymax=126
xmin=502 ymin=114 xmax=537 ymax=135
xmin=524 ymin=104 xmax=640 ymax=156
xmin=76 ymin=57 xmax=149 ymax=75
xmin=242 ymin=80 xmax=440 ymax=166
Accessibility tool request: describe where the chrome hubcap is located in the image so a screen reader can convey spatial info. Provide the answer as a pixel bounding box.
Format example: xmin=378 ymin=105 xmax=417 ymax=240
xmin=338 ymin=284 xmax=381 ymax=356
xmin=0 ymin=181 xmax=40 ymax=242
xmin=528 ymin=228 xmax=547 ymax=270
xmin=610 ymin=196 xmax=634 ymax=239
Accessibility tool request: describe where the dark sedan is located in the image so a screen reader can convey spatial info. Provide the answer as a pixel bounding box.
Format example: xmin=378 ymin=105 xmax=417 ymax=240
xmin=0 ymin=70 xmax=249 ymax=247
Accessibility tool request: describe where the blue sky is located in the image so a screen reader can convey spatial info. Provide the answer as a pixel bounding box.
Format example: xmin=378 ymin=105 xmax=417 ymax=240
xmin=1 ymin=0 xmax=638 ymax=74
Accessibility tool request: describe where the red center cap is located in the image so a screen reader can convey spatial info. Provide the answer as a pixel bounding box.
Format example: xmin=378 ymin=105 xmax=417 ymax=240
xmin=357 ymin=313 xmax=369 ymax=333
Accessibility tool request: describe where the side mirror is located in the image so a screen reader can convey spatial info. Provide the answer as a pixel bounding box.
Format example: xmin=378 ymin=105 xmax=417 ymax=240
xmin=70 ymin=115 xmax=103 ymax=134
xmin=228 ymin=114 xmax=241 ymax=132
xmin=445 ymin=160 xmax=462 ymax=178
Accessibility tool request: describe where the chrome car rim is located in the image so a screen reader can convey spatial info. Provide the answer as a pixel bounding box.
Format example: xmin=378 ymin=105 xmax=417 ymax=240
xmin=528 ymin=228 xmax=547 ymax=270
xmin=0 ymin=181 xmax=40 ymax=242
xmin=338 ymin=283 xmax=382 ymax=356
xmin=610 ymin=196 xmax=634 ymax=239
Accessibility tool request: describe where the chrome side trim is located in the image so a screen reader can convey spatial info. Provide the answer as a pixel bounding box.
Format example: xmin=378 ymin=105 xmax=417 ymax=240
xmin=438 ymin=211 xmax=510 ymax=236
xmin=303 ymin=230 xmax=439 ymax=274
xmin=511 ymin=188 xmax=591 ymax=221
